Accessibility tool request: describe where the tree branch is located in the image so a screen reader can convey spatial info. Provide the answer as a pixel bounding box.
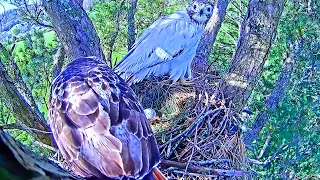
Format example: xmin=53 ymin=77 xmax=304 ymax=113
xmin=215 ymin=0 xmax=285 ymax=110
xmin=257 ymin=134 xmax=271 ymax=159
xmin=43 ymin=0 xmax=105 ymax=62
xmin=8 ymin=0 xmax=53 ymax=29
xmin=244 ymin=39 xmax=303 ymax=147
xmin=1 ymin=43 xmax=46 ymax=125
xmin=161 ymin=160 xmax=249 ymax=177
xmin=127 ymin=0 xmax=138 ymax=50
xmin=192 ymin=0 xmax=231 ymax=73
xmin=0 ymin=60 xmax=53 ymax=146
xmin=248 ymin=144 xmax=289 ymax=167
xmin=106 ymin=0 xmax=125 ymax=67
xmin=0 ymin=128 xmax=81 ymax=179
xmin=191 ymin=159 xmax=231 ymax=166
xmin=0 ymin=121 xmax=52 ymax=135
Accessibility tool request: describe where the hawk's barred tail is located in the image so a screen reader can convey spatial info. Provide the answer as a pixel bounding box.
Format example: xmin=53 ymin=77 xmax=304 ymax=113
xmin=152 ymin=167 xmax=167 ymax=180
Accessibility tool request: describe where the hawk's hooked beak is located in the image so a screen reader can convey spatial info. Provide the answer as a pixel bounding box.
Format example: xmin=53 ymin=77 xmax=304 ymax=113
xmin=200 ymin=9 xmax=204 ymax=16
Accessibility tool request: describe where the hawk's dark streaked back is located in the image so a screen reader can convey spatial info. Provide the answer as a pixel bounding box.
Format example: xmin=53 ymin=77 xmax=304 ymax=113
xmin=49 ymin=57 xmax=162 ymax=179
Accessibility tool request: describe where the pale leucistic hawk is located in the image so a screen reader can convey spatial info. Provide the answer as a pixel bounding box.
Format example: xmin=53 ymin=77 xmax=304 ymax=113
xmin=114 ymin=0 xmax=214 ymax=85
xmin=48 ymin=57 xmax=166 ymax=180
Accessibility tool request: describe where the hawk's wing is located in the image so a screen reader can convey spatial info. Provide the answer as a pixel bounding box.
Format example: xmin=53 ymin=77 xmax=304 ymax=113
xmin=114 ymin=9 xmax=203 ymax=81
xmin=49 ymin=58 xmax=160 ymax=179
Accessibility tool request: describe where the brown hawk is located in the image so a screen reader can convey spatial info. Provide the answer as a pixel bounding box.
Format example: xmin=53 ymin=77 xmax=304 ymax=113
xmin=49 ymin=57 xmax=165 ymax=180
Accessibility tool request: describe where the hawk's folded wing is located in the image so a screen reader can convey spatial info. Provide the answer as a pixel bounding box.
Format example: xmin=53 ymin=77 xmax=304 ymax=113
xmin=49 ymin=58 xmax=160 ymax=179
xmin=114 ymin=9 xmax=203 ymax=82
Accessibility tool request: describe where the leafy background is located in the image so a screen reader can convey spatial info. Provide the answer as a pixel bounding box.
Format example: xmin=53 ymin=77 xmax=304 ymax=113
xmin=0 ymin=0 xmax=319 ymax=178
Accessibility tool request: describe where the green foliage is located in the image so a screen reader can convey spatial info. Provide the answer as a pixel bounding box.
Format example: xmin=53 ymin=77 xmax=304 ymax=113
xmin=0 ymin=24 xmax=58 ymax=154
xmin=88 ymin=1 xmax=128 ymax=66
xmin=44 ymin=31 xmax=58 ymax=48
xmin=246 ymin=0 xmax=320 ymax=178
xmin=0 ymin=103 xmax=39 ymax=154
xmin=0 ymin=0 xmax=318 ymax=178
xmin=88 ymin=0 xmax=184 ymax=66
xmin=10 ymin=28 xmax=57 ymax=115
xmin=209 ymin=0 xmax=247 ymax=72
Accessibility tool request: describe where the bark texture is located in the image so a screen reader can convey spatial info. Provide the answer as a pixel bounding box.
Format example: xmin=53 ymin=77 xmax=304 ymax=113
xmin=244 ymin=40 xmax=302 ymax=147
xmin=127 ymin=0 xmax=138 ymax=50
xmin=0 ymin=43 xmax=45 ymax=124
xmin=192 ymin=0 xmax=231 ymax=72
xmin=216 ymin=0 xmax=284 ymax=110
xmin=0 ymin=129 xmax=80 ymax=180
xmin=0 ymin=61 xmax=53 ymax=146
xmin=43 ymin=0 xmax=105 ymax=62
xmin=52 ymin=46 xmax=66 ymax=80
xmin=75 ymin=0 xmax=84 ymax=6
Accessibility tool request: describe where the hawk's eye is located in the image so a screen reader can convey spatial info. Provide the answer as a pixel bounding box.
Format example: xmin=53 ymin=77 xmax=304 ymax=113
xmin=193 ymin=4 xmax=197 ymax=9
xmin=207 ymin=7 xmax=211 ymax=11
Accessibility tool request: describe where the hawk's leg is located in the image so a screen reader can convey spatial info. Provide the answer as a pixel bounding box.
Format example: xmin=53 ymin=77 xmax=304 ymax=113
xmin=178 ymin=78 xmax=195 ymax=86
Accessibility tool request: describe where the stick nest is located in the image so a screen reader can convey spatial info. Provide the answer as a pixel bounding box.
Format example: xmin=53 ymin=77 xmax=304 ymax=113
xmin=131 ymin=72 xmax=249 ymax=179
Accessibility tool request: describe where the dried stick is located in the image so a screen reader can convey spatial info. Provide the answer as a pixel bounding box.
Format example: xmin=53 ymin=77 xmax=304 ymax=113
xmin=191 ymin=159 xmax=231 ymax=166
xmin=161 ymin=160 xmax=249 ymax=177
xmin=160 ymin=108 xmax=222 ymax=149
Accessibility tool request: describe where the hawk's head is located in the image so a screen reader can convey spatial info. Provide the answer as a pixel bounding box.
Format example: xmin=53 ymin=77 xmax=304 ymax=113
xmin=187 ymin=0 xmax=214 ymax=24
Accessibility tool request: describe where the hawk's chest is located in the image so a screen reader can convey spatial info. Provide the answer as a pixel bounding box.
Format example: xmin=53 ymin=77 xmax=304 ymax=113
xmin=182 ymin=22 xmax=204 ymax=43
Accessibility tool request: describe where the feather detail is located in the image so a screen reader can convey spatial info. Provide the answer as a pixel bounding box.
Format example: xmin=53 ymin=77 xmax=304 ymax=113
xmin=49 ymin=57 xmax=160 ymax=179
xmin=114 ymin=9 xmax=204 ymax=85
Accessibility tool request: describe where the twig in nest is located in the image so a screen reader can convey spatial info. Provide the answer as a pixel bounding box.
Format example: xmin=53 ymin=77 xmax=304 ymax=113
xmin=159 ymin=108 xmax=222 ymax=149
xmin=172 ymin=170 xmax=240 ymax=178
xmin=191 ymin=159 xmax=231 ymax=166
xmin=182 ymin=124 xmax=198 ymax=179
xmin=34 ymin=141 xmax=57 ymax=152
xmin=161 ymin=160 xmax=249 ymax=177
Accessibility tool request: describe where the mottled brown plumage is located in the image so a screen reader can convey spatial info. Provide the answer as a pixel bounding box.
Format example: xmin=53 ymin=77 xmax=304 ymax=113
xmin=49 ymin=57 xmax=161 ymax=179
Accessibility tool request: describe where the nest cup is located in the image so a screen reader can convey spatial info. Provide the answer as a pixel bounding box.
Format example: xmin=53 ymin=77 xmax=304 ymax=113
xmin=131 ymin=72 xmax=248 ymax=178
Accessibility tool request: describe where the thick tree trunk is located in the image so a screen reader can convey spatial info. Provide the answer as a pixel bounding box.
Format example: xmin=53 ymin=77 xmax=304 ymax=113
xmin=192 ymin=0 xmax=231 ymax=72
xmin=216 ymin=0 xmax=284 ymax=110
xmin=0 ymin=129 xmax=81 ymax=180
xmin=127 ymin=0 xmax=138 ymax=50
xmin=75 ymin=0 xmax=84 ymax=6
xmin=0 ymin=61 xmax=53 ymax=146
xmin=43 ymin=0 xmax=105 ymax=62
xmin=0 ymin=43 xmax=45 ymax=125
xmin=244 ymin=39 xmax=303 ymax=148
xmin=9 ymin=60 xmax=43 ymax=120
